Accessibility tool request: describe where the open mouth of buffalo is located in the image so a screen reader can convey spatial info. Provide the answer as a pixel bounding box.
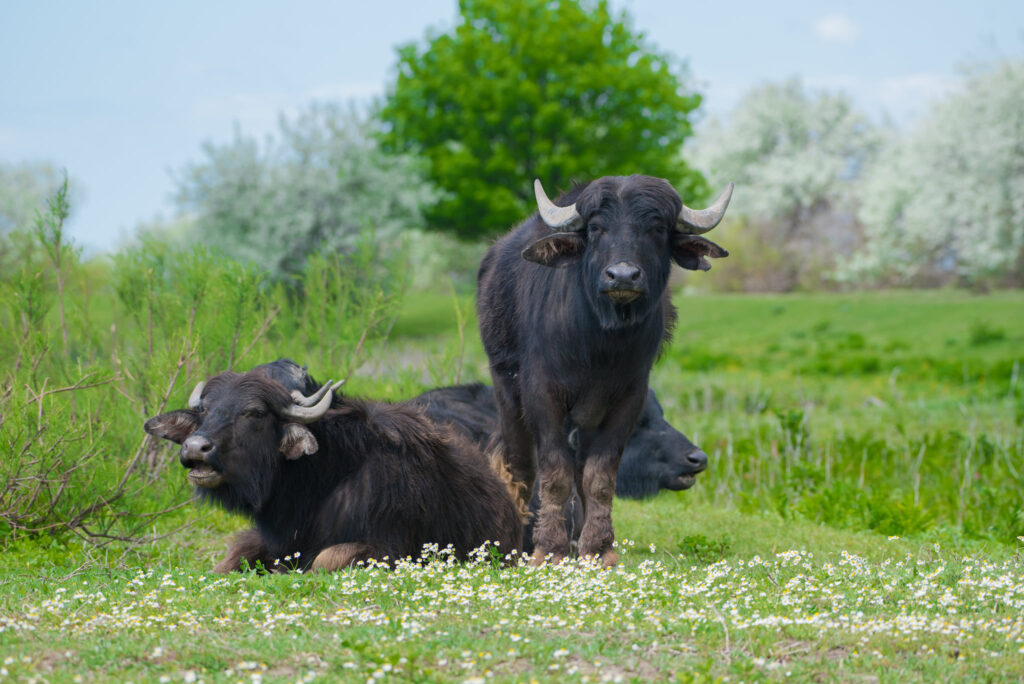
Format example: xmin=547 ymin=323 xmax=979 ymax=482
xmin=186 ymin=464 xmax=224 ymax=488
xmin=669 ymin=473 xmax=698 ymax=490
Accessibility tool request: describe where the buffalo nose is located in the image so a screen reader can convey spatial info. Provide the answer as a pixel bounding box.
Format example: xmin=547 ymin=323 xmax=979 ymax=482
xmin=603 ymin=262 xmax=642 ymax=286
xmin=686 ymin=449 xmax=708 ymax=472
xmin=180 ymin=435 xmax=215 ymax=468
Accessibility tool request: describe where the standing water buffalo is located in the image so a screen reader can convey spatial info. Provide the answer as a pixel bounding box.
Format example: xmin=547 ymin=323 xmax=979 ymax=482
xmin=144 ymin=370 xmax=523 ymax=572
xmin=477 ymin=175 xmax=731 ymax=565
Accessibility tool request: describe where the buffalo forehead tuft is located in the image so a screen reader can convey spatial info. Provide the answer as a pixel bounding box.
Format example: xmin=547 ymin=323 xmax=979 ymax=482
xmin=204 ymin=372 xmax=294 ymax=411
xmin=574 ymin=176 xmax=682 ymax=228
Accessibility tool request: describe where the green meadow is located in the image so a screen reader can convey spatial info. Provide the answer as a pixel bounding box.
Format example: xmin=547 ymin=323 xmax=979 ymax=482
xmin=2 ymin=275 xmax=1022 ymax=682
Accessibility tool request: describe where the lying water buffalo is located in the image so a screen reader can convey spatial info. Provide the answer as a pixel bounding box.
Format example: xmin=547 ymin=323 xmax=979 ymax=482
xmin=410 ymin=382 xmax=708 ymax=553
xmin=408 ymin=382 xmax=707 ymax=499
xmin=144 ymin=369 xmax=523 ymax=572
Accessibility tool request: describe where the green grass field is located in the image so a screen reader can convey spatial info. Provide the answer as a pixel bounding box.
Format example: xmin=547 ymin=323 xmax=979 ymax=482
xmin=1 ymin=290 xmax=1022 ymax=682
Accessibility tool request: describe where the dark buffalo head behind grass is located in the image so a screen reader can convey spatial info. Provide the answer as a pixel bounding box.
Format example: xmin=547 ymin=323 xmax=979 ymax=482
xmin=144 ymin=369 xmax=523 ymax=573
xmin=610 ymin=388 xmax=707 ymax=499
xmin=477 ymin=174 xmax=731 ymax=566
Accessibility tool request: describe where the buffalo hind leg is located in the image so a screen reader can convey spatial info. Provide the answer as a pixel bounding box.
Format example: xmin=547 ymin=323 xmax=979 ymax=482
xmin=213 ymin=529 xmax=275 ymax=574
xmin=312 ymin=543 xmax=376 ymax=572
xmin=491 ymin=378 xmax=536 ymax=512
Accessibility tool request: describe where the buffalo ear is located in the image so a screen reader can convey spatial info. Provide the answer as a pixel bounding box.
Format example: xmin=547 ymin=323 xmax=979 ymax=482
xmin=144 ymin=411 xmax=200 ymax=444
xmin=280 ymin=423 xmax=318 ymax=460
xmin=671 ymin=234 xmax=729 ymax=271
xmin=522 ymin=232 xmax=585 ymax=268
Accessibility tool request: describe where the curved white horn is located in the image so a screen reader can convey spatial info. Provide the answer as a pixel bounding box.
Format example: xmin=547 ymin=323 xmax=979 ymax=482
xmin=534 ymin=179 xmax=583 ymax=231
xmin=187 ymin=381 xmax=205 ymax=410
xmin=279 ymin=380 xmax=344 ymax=424
xmin=290 ymin=379 xmax=344 ymax=407
xmin=677 ymin=182 xmax=734 ymax=234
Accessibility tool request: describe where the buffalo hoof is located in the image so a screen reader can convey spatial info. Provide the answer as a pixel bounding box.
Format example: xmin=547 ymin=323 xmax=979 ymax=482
xmin=529 ymin=548 xmax=566 ymax=566
xmin=212 ymin=559 xmax=237 ymax=574
xmin=312 ymin=542 xmax=373 ymax=572
xmin=579 ymin=550 xmax=619 ymax=568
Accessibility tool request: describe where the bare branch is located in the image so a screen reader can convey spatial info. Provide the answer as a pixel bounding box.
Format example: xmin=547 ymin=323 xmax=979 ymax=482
xmin=23 ymin=373 xmax=115 ymax=403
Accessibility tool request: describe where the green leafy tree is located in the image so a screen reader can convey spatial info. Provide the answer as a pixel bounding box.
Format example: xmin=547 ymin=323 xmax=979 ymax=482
xmin=380 ymin=0 xmax=705 ymax=239
xmin=174 ymin=102 xmax=439 ymax=279
xmin=841 ymin=58 xmax=1024 ymax=287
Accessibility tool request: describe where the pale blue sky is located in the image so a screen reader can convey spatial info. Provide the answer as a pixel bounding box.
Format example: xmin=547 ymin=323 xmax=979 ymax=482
xmin=1 ymin=1 xmax=1021 ymax=252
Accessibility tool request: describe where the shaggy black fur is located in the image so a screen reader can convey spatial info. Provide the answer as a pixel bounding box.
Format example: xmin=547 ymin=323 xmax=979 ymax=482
xmin=144 ymin=370 xmax=522 ymax=572
xmin=476 ymin=175 xmax=727 ymax=563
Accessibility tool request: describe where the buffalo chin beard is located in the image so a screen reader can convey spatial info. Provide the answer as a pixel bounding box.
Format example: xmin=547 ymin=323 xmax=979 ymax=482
xmin=592 ymin=291 xmax=655 ymax=330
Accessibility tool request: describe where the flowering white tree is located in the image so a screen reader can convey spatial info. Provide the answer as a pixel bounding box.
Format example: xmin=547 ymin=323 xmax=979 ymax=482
xmin=841 ymin=59 xmax=1024 ymax=286
xmin=694 ymin=78 xmax=879 ymax=224
xmin=691 ymin=78 xmax=880 ymax=290
xmin=175 ymin=103 xmax=440 ymax=279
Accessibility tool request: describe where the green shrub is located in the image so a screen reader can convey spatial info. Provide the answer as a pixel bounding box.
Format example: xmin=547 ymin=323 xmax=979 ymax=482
xmin=968 ymin=319 xmax=1007 ymax=346
xmin=0 ymin=184 xmax=405 ymax=547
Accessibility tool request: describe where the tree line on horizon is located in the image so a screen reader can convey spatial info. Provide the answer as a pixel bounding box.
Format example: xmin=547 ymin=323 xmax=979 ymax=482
xmin=2 ymin=0 xmax=1022 ymax=290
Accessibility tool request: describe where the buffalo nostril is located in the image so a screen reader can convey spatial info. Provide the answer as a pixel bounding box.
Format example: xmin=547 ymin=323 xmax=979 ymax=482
xmin=687 ymin=449 xmax=708 ymax=470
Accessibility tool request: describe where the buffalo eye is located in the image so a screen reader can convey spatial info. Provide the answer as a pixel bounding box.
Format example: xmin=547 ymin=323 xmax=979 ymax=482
xmin=244 ymin=408 xmax=267 ymax=419
xmin=587 ymin=223 xmax=603 ymax=235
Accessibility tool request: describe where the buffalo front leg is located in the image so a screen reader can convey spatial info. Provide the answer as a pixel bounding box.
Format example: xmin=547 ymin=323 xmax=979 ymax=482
xmin=311 ymin=543 xmax=376 ymax=572
xmin=213 ymin=529 xmax=275 ymax=573
xmin=530 ymin=430 xmax=575 ymax=566
xmin=577 ymin=394 xmax=645 ymax=567
xmin=577 ymin=455 xmax=622 ymax=567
